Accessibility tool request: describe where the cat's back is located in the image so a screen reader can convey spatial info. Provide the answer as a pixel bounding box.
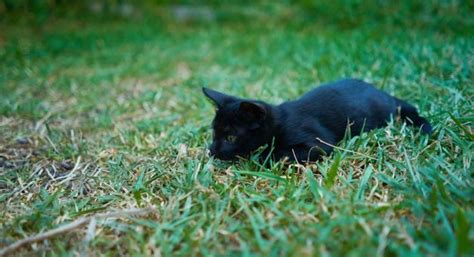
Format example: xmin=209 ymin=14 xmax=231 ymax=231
xmin=279 ymin=78 xmax=394 ymax=116
xmin=300 ymin=78 xmax=378 ymax=101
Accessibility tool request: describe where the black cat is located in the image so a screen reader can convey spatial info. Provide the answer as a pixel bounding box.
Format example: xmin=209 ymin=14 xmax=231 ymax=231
xmin=203 ymin=78 xmax=432 ymax=162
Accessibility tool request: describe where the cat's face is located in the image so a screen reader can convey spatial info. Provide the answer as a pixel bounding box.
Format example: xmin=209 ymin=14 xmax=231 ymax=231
xmin=203 ymin=88 xmax=272 ymax=160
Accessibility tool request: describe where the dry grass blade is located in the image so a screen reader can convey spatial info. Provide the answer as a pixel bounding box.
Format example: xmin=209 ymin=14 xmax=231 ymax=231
xmin=315 ymin=137 xmax=377 ymax=160
xmin=0 ymin=208 xmax=155 ymax=256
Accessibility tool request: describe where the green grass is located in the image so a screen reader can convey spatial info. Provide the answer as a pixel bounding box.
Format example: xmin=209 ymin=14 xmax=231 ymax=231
xmin=1 ymin=3 xmax=473 ymax=256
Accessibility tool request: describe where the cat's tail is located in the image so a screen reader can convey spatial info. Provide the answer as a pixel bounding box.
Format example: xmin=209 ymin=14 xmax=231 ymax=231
xmin=395 ymin=98 xmax=433 ymax=134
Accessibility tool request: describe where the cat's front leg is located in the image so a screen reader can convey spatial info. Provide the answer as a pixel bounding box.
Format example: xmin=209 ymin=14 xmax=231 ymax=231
xmin=274 ymin=142 xmax=333 ymax=163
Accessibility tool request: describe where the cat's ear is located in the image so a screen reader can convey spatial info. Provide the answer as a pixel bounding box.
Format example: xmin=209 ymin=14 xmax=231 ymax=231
xmin=202 ymin=87 xmax=235 ymax=108
xmin=239 ymin=101 xmax=266 ymax=121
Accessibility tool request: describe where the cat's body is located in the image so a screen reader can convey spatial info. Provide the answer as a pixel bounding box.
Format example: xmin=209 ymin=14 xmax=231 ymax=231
xmin=203 ymin=78 xmax=432 ymax=162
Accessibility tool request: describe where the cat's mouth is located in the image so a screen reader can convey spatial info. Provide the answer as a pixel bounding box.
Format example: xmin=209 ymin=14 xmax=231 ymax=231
xmin=209 ymin=151 xmax=238 ymax=161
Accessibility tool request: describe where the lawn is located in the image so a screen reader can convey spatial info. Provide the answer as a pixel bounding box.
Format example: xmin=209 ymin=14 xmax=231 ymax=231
xmin=0 ymin=2 xmax=473 ymax=256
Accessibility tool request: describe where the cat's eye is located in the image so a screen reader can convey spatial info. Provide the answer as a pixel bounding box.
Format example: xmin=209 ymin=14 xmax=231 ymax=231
xmin=225 ymin=135 xmax=237 ymax=143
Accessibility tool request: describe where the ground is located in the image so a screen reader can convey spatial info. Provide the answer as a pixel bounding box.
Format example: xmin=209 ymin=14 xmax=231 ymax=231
xmin=0 ymin=3 xmax=473 ymax=256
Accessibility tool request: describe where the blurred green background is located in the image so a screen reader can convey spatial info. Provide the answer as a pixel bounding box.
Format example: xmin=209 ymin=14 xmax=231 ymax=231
xmin=1 ymin=0 xmax=473 ymax=31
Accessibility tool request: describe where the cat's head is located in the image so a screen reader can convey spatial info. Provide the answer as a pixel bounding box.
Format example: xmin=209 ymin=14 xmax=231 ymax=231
xmin=202 ymin=88 xmax=274 ymax=160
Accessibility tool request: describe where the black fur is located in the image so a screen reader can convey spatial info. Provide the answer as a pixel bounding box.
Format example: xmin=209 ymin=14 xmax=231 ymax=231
xmin=203 ymin=78 xmax=432 ymax=162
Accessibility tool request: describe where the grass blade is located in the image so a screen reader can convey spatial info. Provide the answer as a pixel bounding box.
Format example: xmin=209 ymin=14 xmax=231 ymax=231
xmin=356 ymin=165 xmax=373 ymax=201
xmin=325 ymin=153 xmax=341 ymax=188
xmin=305 ymin=168 xmax=320 ymax=200
xmin=233 ymin=170 xmax=286 ymax=182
